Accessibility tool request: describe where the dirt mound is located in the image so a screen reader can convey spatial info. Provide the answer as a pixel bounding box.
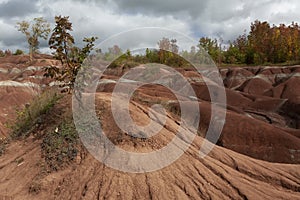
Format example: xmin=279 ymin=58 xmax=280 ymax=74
xmin=95 ymin=65 xmax=300 ymax=164
xmin=131 ymin=84 xmax=300 ymax=164
xmin=222 ymin=66 xmax=300 ymax=114
xmin=0 ymin=58 xmax=299 ymax=199
xmin=216 ymin=66 xmax=300 ymax=163
xmin=0 ymin=55 xmax=57 ymax=137
xmin=237 ymin=77 xmax=272 ymax=95
xmin=0 ymin=94 xmax=299 ymax=200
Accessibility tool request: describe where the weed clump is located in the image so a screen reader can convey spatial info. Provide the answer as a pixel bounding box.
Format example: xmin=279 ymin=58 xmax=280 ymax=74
xmin=11 ymin=89 xmax=60 ymax=138
xmin=28 ymin=181 xmax=42 ymax=194
xmin=0 ymin=138 xmax=8 ymax=156
xmin=41 ymin=121 xmax=79 ymax=171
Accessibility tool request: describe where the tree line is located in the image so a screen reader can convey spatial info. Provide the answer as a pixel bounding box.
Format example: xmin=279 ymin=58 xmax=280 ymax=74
xmin=200 ymin=20 xmax=300 ymax=65
xmin=106 ymin=20 xmax=300 ymax=66
xmin=2 ymin=18 xmax=299 ymax=66
xmin=1 ymin=17 xmax=300 ymax=91
xmin=88 ymin=20 xmax=300 ymax=66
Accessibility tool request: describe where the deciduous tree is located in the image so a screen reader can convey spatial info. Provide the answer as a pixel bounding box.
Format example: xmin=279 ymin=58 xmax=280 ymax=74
xmin=16 ymin=17 xmax=50 ymax=61
xmin=45 ymin=16 xmax=97 ymax=92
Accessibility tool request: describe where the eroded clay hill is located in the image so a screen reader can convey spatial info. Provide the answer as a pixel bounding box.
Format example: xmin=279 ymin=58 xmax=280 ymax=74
xmin=99 ymin=65 xmax=300 ymax=164
xmin=0 ymin=55 xmax=58 ymax=138
xmin=0 ymin=94 xmax=299 ymax=200
xmin=0 ymin=55 xmax=299 ymax=199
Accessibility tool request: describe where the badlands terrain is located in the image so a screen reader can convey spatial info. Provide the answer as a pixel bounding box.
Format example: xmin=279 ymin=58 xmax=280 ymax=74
xmin=0 ymin=54 xmax=299 ymax=199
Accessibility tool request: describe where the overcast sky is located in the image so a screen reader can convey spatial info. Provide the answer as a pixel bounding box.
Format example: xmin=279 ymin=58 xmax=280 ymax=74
xmin=0 ymin=0 xmax=299 ymax=53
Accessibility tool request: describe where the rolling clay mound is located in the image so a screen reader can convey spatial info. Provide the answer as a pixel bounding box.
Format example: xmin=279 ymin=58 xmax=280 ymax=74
xmin=0 ymin=55 xmax=300 ymax=199
xmin=221 ymin=68 xmax=254 ymax=88
xmin=0 ymin=94 xmax=299 ymax=200
xmin=236 ymin=77 xmax=272 ymax=95
xmin=95 ymin=64 xmax=300 ymax=163
xmin=222 ymin=66 xmax=300 ymax=89
xmin=0 ymin=81 xmax=39 ymax=138
xmin=272 ymin=76 xmax=300 ymax=104
xmin=134 ymin=85 xmax=300 ymax=164
xmin=0 ymin=54 xmax=53 ymax=65
xmin=0 ymin=55 xmax=57 ymax=137
xmin=221 ymin=66 xmax=300 ymax=129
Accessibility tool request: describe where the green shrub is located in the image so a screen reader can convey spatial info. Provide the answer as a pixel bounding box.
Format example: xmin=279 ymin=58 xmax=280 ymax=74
xmin=41 ymin=121 xmax=79 ymax=171
xmin=0 ymin=138 xmax=8 ymax=156
xmin=11 ymin=89 xmax=61 ymax=138
xmin=0 ymin=50 xmax=4 ymax=57
xmin=14 ymin=49 xmax=24 ymax=55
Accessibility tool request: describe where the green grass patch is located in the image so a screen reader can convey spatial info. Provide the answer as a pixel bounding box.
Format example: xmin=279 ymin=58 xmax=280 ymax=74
xmin=11 ymin=89 xmax=61 ymax=138
xmin=41 ymin=121 xmax=79 ymax=171
xmin=0 ymin=138 xmax=8 ymax=156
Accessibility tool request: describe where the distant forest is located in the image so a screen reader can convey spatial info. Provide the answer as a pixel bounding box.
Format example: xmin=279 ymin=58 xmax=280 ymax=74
xmin=1 ymin=19 xmax=300 ymax=66
xmin=104 ymin=20 xmax=300 ymax=67
xmin=200 ymin=20 xmax=300 ymax=65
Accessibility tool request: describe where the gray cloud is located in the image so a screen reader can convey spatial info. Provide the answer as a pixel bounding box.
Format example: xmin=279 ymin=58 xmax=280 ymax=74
xmin=0 ymin=0 xmax=300 ymax=52
xmin=109 ymin=0 xmax=207 ymax=19
xmin=0 ymin=0 xmax=39 ymax=19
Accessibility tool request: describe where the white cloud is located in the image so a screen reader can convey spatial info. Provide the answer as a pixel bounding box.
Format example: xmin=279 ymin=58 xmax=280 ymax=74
xmin=36 ymin=0 xmax=194 ymax=51
xmin=0 ymin=0 xmax=300 ymax=52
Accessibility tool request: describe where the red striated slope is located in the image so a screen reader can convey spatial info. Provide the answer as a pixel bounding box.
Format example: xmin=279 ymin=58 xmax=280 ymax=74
xmin=0 ymin=55 xmax=57 ymax=138
xmin=98 ymin=65 xmax=300 ymax=164
xmin=0 ymin=57 xmax=299 ymax=199
xmin=0 ymin=94 xmax=299 ymax=200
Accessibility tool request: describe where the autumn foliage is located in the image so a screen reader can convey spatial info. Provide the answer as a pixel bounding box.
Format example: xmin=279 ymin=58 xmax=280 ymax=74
xmin=44 ymin=16 xmax=97 ymax=92
xmin=221 ymin=20 xmax=300 ymax=65
xmin=11 ymin=18 xmax=300 ymax=68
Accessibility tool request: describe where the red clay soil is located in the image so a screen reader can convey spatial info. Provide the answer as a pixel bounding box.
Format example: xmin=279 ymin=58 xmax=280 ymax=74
xmin=98 ymin=65 xmax=300 ymax=164
xmin=0 ymin=84 xmax=38 ymax=137
xmin=0 ymin=94 xmax=299 ymax=200
xmin=0 ymin=55 xmax=56 ymax=138
xmin=0 ymin=55 xmax=300 ymax=199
